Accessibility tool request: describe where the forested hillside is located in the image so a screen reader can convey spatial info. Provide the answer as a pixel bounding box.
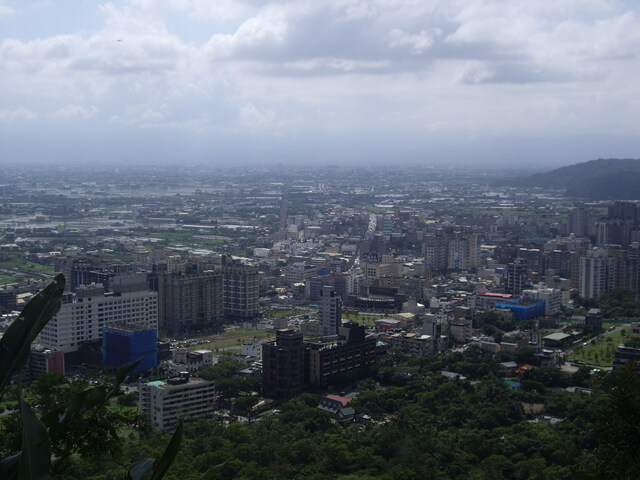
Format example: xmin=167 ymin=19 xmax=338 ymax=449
xmin=3 ymin=346 xmax=637 ymax=480
xmin=510 ymin=158 xmax=640 ymax=200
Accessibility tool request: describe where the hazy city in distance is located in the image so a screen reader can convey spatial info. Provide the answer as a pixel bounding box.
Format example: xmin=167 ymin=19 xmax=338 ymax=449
xmin=1 ymin=1 xmax=640 ymax=480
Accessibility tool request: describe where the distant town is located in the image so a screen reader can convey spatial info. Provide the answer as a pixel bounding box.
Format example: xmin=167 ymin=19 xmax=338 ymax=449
xmin=1 ymin=162 xmax=639 ymax=432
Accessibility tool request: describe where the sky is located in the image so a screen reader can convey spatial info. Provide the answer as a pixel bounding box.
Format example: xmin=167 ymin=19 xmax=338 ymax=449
xmin=1 ymin=0 xmax=639 ymax=168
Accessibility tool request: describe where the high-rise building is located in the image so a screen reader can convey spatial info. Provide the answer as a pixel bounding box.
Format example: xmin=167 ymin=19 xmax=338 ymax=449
xmin=565 ymin=206 xmax=594 ymax=238
xmin=0 ymin=286 xmax=17 ymax=312
xmin=262 ymin=329 xmax=305 ymax=400
xmin=139 ymin=373 xmax=216 ymax=432
xmin=319 ymin=286 xmax=342 ymax=336
xmin=220 ymin=256 xmax=259 ymax=321
xmin=447 ymin=232 xmax=478 ymax=271
xmin=38 ymin=277 xmax=158 ymax=355
xmin=614 ymin=247 xmax=640 ymax=299
xmin=102 ymin=324 xmax=158 ymax=373
xmin=505 ymin=259 xmax=528 ymax=295
xmin=579 ymin=248 xmax=617 ymax=299
xmin=423 ymin=231 xmax=448 ymax=273
xmin=151 ymin=263 xmax=223 ymax=335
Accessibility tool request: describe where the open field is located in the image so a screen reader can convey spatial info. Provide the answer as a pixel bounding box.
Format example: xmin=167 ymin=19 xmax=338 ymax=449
xmin=343 ymin=312 xmax=386 ymax=327
xmin=188 ymin=328 xmax=275 ymax=352
xmin=571 ymin=327 xmax=630 ymax=367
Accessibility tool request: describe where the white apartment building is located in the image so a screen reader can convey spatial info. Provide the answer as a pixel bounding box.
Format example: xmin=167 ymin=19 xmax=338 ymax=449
xmin=579 ymin=248 xmax=616 ymax=299
xmin=38 ymin=283 xmax=158 ymax=353
xmin=522 ymin=286 xmax=562 ymax=315
xmin=139 ymin=374 xmax=216 ymax=431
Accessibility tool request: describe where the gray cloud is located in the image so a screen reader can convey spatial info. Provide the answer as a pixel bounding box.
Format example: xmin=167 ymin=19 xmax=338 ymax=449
xmin=0 ymin=0 xmax=639 ymax=165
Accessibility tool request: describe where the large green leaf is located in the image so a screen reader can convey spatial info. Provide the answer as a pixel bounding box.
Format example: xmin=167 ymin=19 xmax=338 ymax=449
xmin=0 ymin=452 xmax=20 ymax=480
xmin=150 ymin=418 xmax=183 ymax=480
xmin=19 ymin=397 xmax=52 ymax=480
xmin=0 ymin=273 xmax=65 ymax=394
xmin=129 ymin=458 xmax=155 ymax=480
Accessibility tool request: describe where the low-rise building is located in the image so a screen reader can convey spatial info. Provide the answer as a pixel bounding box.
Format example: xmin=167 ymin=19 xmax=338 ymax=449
xmin=173 ymin=348 xmax=216 ymax=373
xmin=613 ymin=346 xmax=640 ymax=372
xmin=139 ymin=373 xmax=216 ymax=432
xmin=385 ymin=332 xmax=435 ymax=357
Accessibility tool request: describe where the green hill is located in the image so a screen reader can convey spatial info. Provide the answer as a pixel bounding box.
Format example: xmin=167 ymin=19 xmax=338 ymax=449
xmin=513 ymin=158 xmax=640 ymax=199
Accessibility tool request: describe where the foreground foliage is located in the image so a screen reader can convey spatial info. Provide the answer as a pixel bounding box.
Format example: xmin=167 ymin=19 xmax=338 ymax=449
xmin=35 ymin=346 xmax=640 ymax=480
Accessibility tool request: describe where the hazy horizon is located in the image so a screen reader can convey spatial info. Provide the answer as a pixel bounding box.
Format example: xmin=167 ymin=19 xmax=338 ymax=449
xmin=1 ymin=0 xmax=639 ymax=167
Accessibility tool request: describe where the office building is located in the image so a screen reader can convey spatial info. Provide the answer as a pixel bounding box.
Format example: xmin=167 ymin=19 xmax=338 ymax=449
xmin=139 ymin=373 xmax=216 ymax=432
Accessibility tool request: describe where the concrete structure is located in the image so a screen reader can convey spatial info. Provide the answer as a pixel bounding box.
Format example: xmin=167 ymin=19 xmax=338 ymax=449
xmin=449 ymin=317 xmax=472 ymax=343
xmin=102 ymin=324 xmax=158 ymax=372
xmin=585 ymin=308 xmax=603 ymax=330
xmin=38 ymin=281 xmax=158 ymax=354
xmin=28 ymin=345 xmax=65 ymax=380
xmin=522 ymin=286 xmax=562 ymax=316
xmin=386 ymin=332 xmax=435 ymax=356
xmin=0 ymin=286 xmax=17 ymax=312
xmin=305 ymin=335 xmax=377 ymax=387
xmin=505 ymin=259 xmax=528 ymax=295
xmin=447 ymin=232 xmax=478 ymax=271
xmin=579 ymin=248 xmax=616 ymax=299
xmin=220 ymin=256 xmax=259 ymax=321
xmin=613 ymin=346 xmax=640 ymax=372
xmin=494 ymin=299 xmax=546 ymax=320
xmin=261 ymin=329 xmax=305 ymax=400
xmin=543 ymin=332 xmax=573 ymax=348
xmin=319 ymin=286 xmax=342 ymax=336
xmin=173 ymin=348 xmax=216 ymax=373
xmin=139 ymin=373 xmax=216 ymax=431
xmin=152 ymin=264 xmax=223 ymax=334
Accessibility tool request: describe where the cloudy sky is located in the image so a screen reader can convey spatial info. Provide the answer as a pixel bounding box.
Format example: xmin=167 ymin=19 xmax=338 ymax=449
xmin=1 ymin=0 xmax=639 ymax=167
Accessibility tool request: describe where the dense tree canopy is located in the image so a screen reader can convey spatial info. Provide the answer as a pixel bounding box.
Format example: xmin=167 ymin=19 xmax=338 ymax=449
xmin=2 ymin=348 xmax=634 ymax=479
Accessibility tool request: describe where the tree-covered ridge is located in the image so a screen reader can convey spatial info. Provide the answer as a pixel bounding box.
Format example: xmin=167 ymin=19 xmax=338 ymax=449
xmin=510 ymin=158 xmax=640 ymax=199
xmin=10 ymin=346 xmax=634 ymax=480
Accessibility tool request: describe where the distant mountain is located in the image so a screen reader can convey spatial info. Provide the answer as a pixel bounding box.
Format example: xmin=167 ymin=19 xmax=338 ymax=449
xmin=512 ymin=158 xmax=640 ymax=200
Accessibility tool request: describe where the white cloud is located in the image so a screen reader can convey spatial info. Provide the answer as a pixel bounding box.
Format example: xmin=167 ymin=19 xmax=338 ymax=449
xmin=0 ymin=107 xmax=38 ymax=121
xmin=53 ymin=104 xmax=98 ymax=119
xmin=239 ymin=102 xmax=277 ymax=132
xmin=1 ymin=0 xmax=640 ymax=158
xmin=388 ymin=28 xmax=434 ymax=54
xmin=0 ymin=0 xmax=14 ymax=17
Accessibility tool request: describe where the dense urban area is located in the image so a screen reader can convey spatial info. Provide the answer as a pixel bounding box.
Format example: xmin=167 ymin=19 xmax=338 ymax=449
xmin=1 ymin=160 xmax=640 ymax=479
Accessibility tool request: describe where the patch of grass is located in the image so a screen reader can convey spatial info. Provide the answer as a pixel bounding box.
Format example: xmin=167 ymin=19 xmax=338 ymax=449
xmin=572 ymin=328 xmax=628 ymax=367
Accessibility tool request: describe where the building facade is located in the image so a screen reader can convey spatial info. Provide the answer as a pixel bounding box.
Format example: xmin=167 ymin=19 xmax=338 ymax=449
xmin=139 ymin=373 xmax=216 ymax=431
xmin=319 ymin=285 xmax=342 ymax=336
xmin=220 ymin=256 xmax=260 ymax=321
xmin=261 ymin=329 xmax=305 ymax=400
xmin=579 ymin=248 xmax=616 ymax=299
xmin=153 ymin=264 xmax=224 ymax=334
xmin=38 ymin=281 xmax=158 ymax=354
xmin=102 ymin=324 xmax=158 ymax=372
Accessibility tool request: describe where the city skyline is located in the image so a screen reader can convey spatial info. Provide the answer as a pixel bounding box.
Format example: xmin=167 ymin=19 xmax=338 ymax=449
xmin=1 ymin=0 xmax=639 ymax=166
